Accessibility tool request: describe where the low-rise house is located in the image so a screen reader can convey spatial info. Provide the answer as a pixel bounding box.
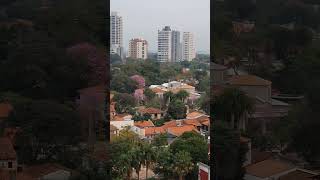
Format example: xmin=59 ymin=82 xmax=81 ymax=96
xmin=110 ymin=114 xmax=134 ymax=131
xmin=110 ymin=124 xmax=119 ymax=139
xmin=227 ymin=75 xmax=290 ymax=134
xmin=144 ymin=127 xmax=165 ymax=139
xmin=17 ymin=163 xmax=73 ymax=180
xmin=134 ymin=120 xmax=155 ymax=128
xmin=198 ymin=162 xmax=210 ymax=180
xmin=244 ymin=159 xmax=295 ymax=180
xmin=0 ymin=103 xmax=13 ymax=132
xmin=0 ymin=137 xmax=17 ymax=173
xmin=278 ymin=169 xmax=319 ymax=180
xmin=150 ymin=87 xmax=166 ymax=99
xmin=138 ymin=107 xmax=163 ymax=120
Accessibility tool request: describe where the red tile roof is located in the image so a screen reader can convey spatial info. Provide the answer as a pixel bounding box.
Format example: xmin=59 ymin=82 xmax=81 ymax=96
xmin=138 ymin=107 xmax=162 ymax=114
xmin=0 ymin=137 xmax=16 ymax=160
xmin=167 ymin=125 xmax=199 ymax=137
xmin=113 ymin=114 xmax=132 ymax=121
xmin=245 ymin=159 xmax=294 ymax=178
xmin=151 ymin=87 xmax=166 ymax=94
xmin=228 ymin=75 xmax=271 ymax=86
xmin=145 ymin=127 xmax=165 ymax=136
xmin=134 ymin=121 xmax=155 ymax=128
xmin=0 ymin=103 xmax=13 ymax=119
xmin=161 ymin=120 xmax=179 ymax=129
xmin=186 ymin=111 xmax=205 ymax=119
xmin=183 ymin=119 xmax=202 ymax=127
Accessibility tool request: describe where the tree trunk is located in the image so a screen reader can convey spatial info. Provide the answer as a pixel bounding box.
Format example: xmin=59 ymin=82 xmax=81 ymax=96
xmin=145 ymin=163 xmax=149 ymax=180
xmin=179 ymin=175 xmax=183 ymax=180
xmin=137 ymin=170 xmax=140 ymax=180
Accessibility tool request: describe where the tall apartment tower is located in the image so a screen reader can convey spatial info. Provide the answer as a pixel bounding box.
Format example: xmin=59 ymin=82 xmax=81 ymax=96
xmin=182 ymin=32 xmax=196 ymax=61
xmin=172 ymin=31 xmax=182 ymax=62
xmin=110 ymin=12 xmax=123 ymax=58
xmin=157 ymin=26 xmax=172 ymax=62
xmin=128 ymin=38 xmax=148 ymax=59
xmin=157 ymin=26 xmax=182 ymax=62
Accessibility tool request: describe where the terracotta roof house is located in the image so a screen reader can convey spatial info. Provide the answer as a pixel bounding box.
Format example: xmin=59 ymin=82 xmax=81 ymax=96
xmin=278 ymin=169 xmax=319 ymax=180
xmin=110 ymin=114 xmax=134 ymax=131
xmin=167 ymin=125 xmax=199 ymax=137
xmin=186 ymin=111 xmax=206 ymax=119
xmin=0 ymin=137 xmax=17 ymax=171
xmin=138 ymin=107 xmax=163 ymax=120
xmin=18 ymin=163 xmax=73 ymax=180
xmin=134 ymin=120 xmax=155 ymax=128
xmin=145 ymin=127 xmax=165 ymax=138
xmin=245 ymin=159 xmax=295 ymax=180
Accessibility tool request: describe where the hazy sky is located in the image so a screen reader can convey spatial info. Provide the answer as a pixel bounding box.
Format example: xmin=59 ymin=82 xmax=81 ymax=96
xmin=111 ymin=0 xmax=210 ymax=53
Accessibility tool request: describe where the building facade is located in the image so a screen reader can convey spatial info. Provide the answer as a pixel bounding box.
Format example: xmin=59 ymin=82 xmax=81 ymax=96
xmin=110 ymin=12 xmax=123 ymax=58
xmin=157 ymin=26 xmax=184 ymax=62
xmin=157 ymin=26 xmax=172 ymax=62
xmin=128 ymin=38 xmax=148 ymax=59
xmin=171 ymin=30 xmax=182 ymax=62
xmin=182 ymin=32 xmax=196 ymax=61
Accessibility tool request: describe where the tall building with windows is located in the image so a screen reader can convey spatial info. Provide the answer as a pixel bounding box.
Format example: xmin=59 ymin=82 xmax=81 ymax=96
xmin=157 ymin=26 xmax=172 ymax=62
xmin=128 ymin=38 xmax=148 ymax=59
xmin=157 ymin=26 xmax=182 ymax=62
xmin=172 ymin=31 xmax=182 ymax=62
xmin=182 ymin=32 xmax=196 ymax=61
xmin=110 ymin=12 xmax=123 ymax=58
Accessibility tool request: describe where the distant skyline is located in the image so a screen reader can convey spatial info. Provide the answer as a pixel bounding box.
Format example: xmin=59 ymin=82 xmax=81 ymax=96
xmin=111 ymin=0 xmax=210 ymax=54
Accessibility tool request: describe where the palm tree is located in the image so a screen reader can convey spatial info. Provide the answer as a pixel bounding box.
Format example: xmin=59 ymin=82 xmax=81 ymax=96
xmin=132 ymin=145 xmax=144 ymax=180
xmin=213 ymin=88 xmax=254 ymax=130
xmin=141 ymin=142 xmax=156 ymax=180
xmin=176 ymin=90 xmax=189 ymax=102
xmin=163 ymin=91 xmax=174 ymax=105
xmin=172 ymin=151 xmax=194 ymax=180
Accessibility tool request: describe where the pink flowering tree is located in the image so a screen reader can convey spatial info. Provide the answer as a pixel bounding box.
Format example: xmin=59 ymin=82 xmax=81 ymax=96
xmin=134 ymin=88 xmax=145 ymax=104
xmin=130 ymin=75 xmax=145 ymax=88
xmin=67 ymin=42 xmax=107 ymax=86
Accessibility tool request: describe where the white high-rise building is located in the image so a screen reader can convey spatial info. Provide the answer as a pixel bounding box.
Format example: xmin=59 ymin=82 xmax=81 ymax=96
xmin=157 ymin=26 xmax=172 ymax=62
xmin=128 ymin=38 xmax=148 ymax=59
xmin=157 ymin=26 xmax=182 ymax=62
xmin=182 ymin=32 xmax=196 ymax=61
xmin=110 ymin=12 xmax=123 ymax=57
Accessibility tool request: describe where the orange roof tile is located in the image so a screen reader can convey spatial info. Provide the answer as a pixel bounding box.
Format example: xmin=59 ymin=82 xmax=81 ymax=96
xmin=183 ymin=119 xmax=202 ymax=127
xmin=145 ymin=127 xmax=165 ymax=136
xmin=186 ymin=111 xmax=205 ymax=119
xmin=245 ymin=159 xmax=294 ymax=178
xmin=151 ymin=87 xmax=166 ymax=94
xmin=138 ymin=107 xmax=162 ymax=114
xmin=134 ymin=121 xmax=155 ymax=128
xmin=0 ymin=103 xmax=13 ymax=119
xmin=201 ymin=120 xmax=210 ymax=126
xmin=113 ymin=114 xmax=132 ymax=121
xmin=0 ymin=137 xmax=16 ymax=160
xmin=161 ymin=120 xmax=179 ymax=129
xmin=167 ymin=125 xmax=199 ymax=137
xmin=228 ymin=75 xmax=271 ymax=86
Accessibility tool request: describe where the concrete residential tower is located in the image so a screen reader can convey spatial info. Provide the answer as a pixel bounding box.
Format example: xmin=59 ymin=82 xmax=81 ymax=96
xmin=110 ymin=12 xmax=123 ymax=57
xmin=182 ymin=32 xmax=196 ymax=61
xmin=128 ymin=38 xmax=148 ymax=59
xmin=157 ymin=26 xmax=182 ymax=62
xmin=157 ymin=26 xmax=172 ymax=62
